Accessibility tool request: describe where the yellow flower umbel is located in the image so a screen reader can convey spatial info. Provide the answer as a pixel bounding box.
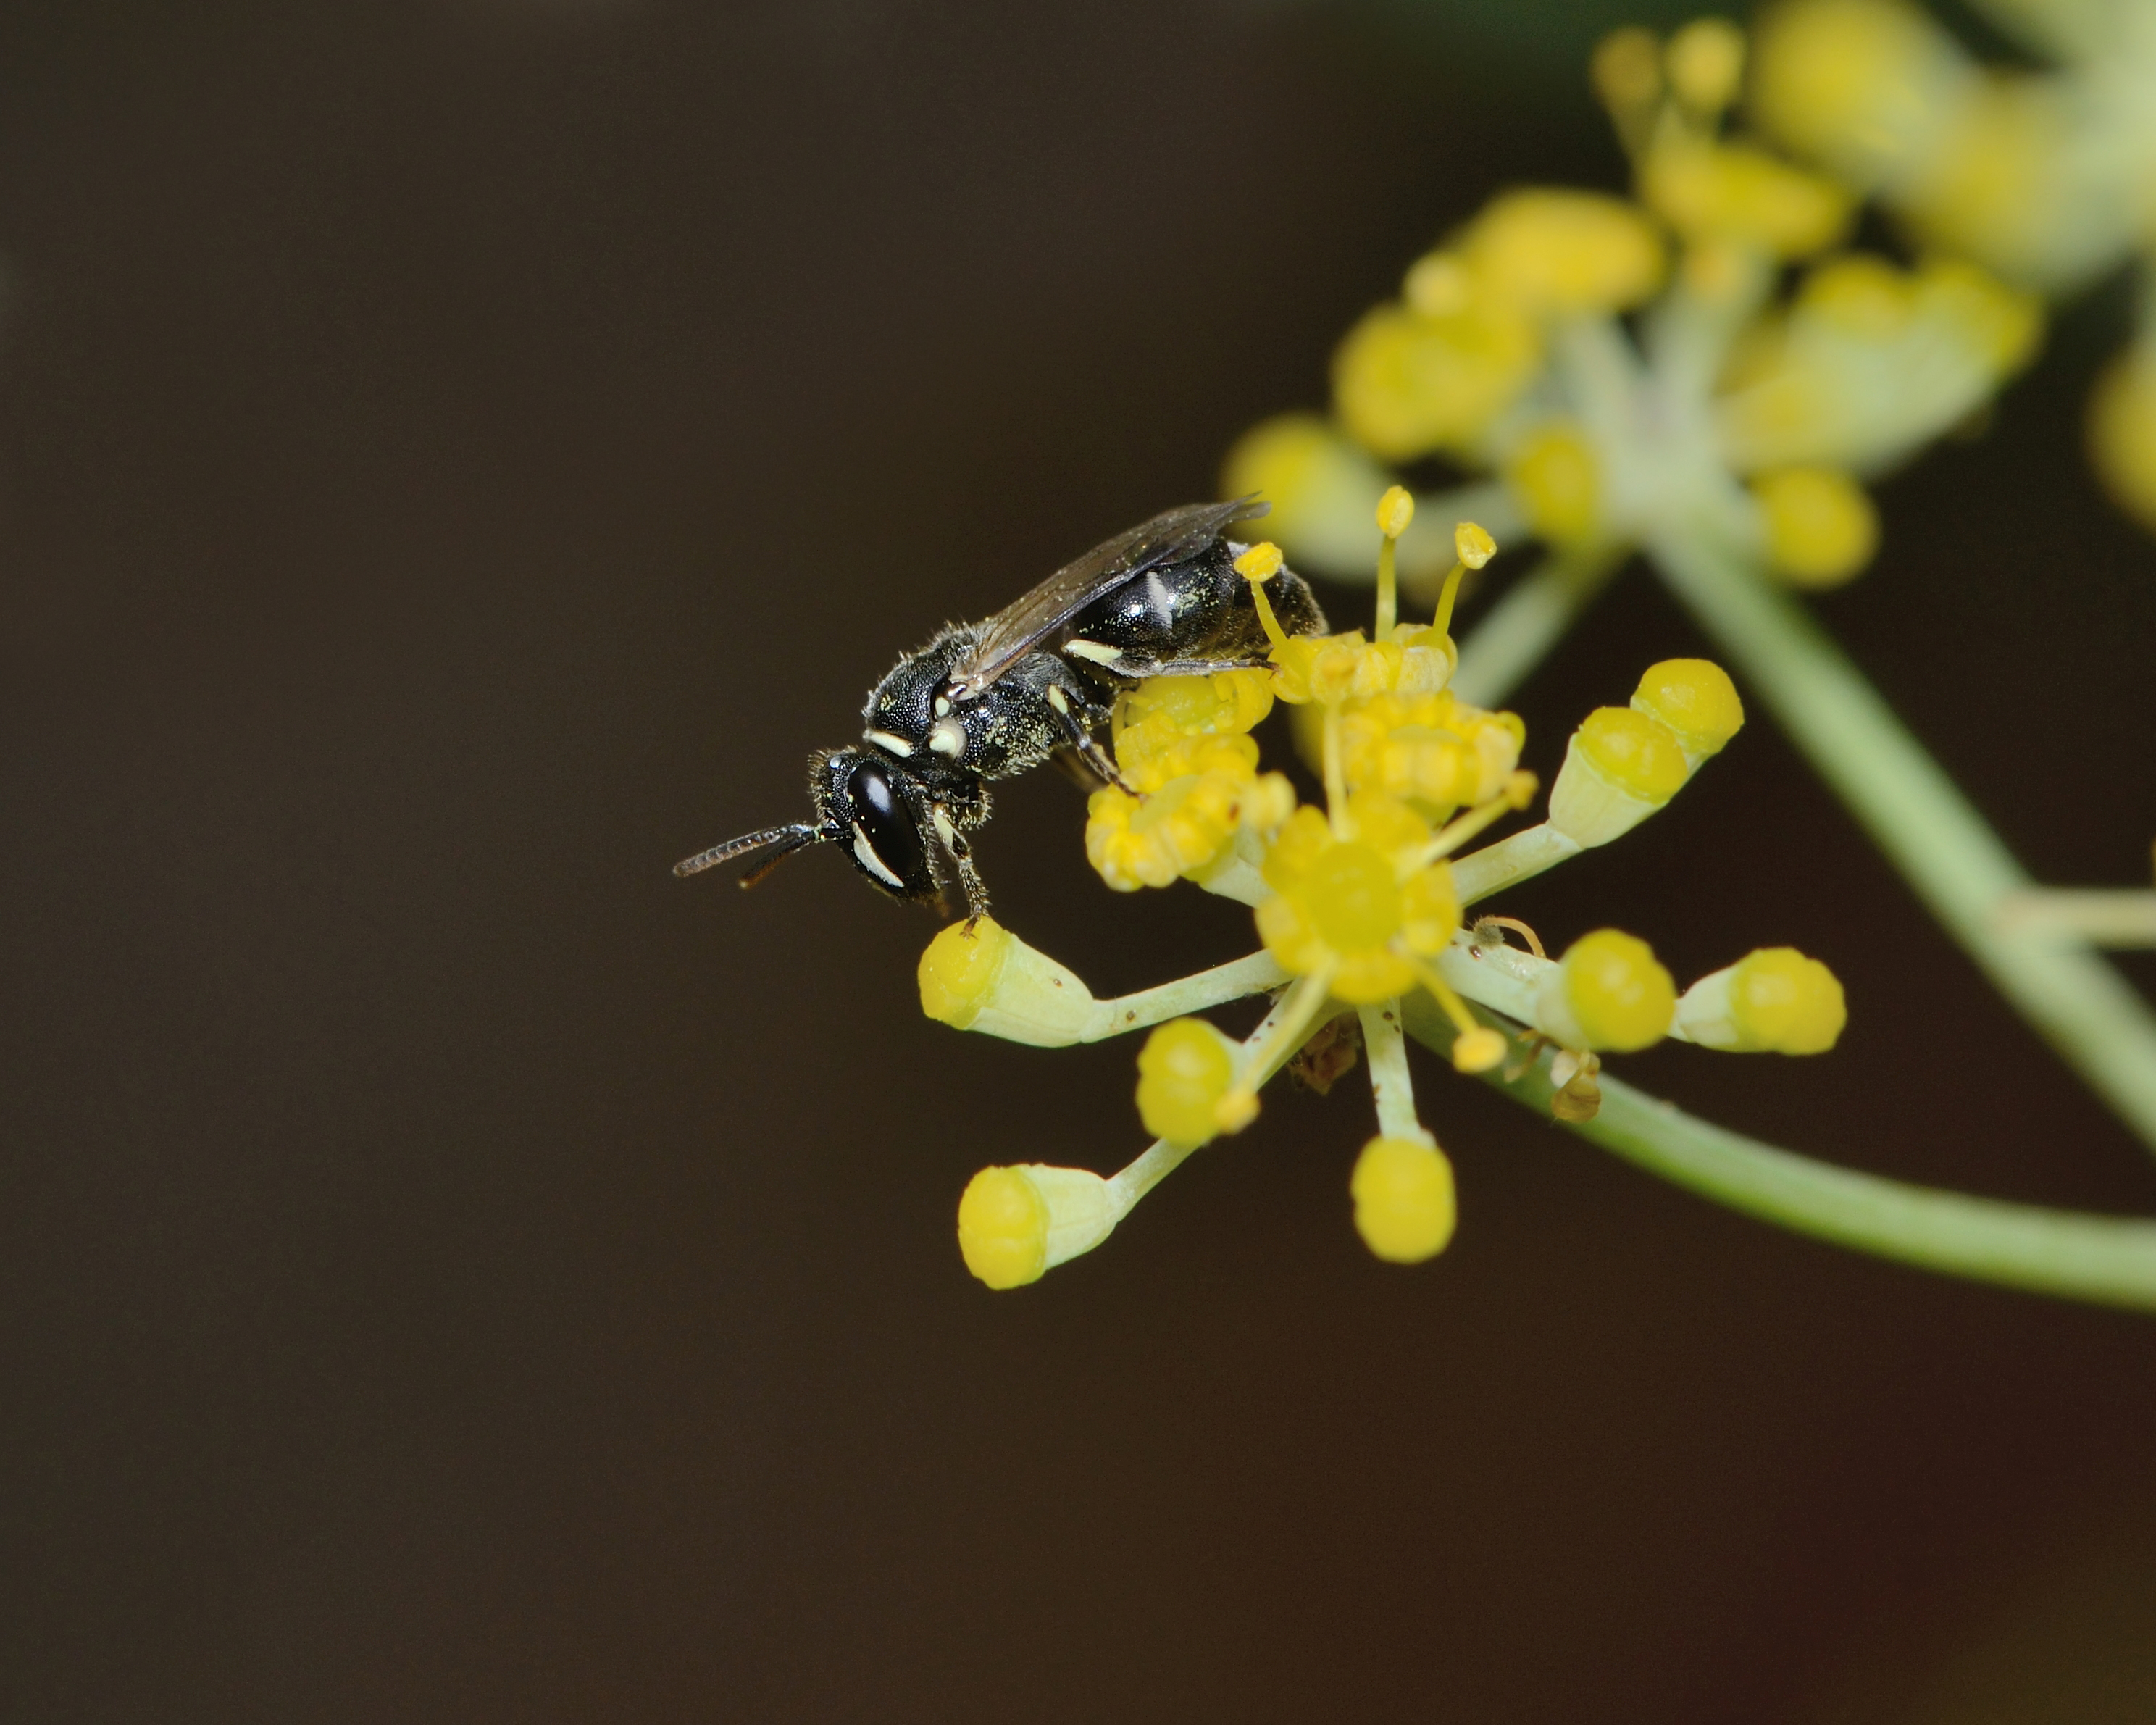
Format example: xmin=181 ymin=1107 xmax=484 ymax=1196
xmin=1223 ymin=16 xmax=2039 ymax=595
xmin=912 ymin=494 xmax=1844 ymax=1290
xmin=1747 ymin=0 xmax=2156 ymax=532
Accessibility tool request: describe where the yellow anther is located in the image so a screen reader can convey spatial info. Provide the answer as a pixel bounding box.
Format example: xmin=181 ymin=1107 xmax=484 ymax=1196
xmin=1350 ymin=1136 xmax=1458 ymax=1263
xmin=1463 ymin=189 xmax=1666 ymax=316
xmin=1455 ymin=522 xmax=1496 ymax=569
xmin=1376 ymin=485 xmax=1416 ymax=539
xmin=1504 ymin=422 xmax=1602 ymax=546
xmin=1630 ymin=659 xmax=1744 ymax=761
xmin=919 ymin=916 xmax=1100 ymax=1045
xmin=1085 ymin=738 xmax=1280 ymax=893
xmin=1592 ymin=26 xmax=1663 ymax=122
xmin=1136 ymin=1018 xmax=1240 ymax=1146
xmin=956 ymin=1164 xmax=1116 ymax=1290
xmin=1450 ymin=1025 xmax=1509 ymax=1074
xmin=1679 ymin=948 xmax=1847 ymax=1053
xmin=1234 ymin=540 xmax=1292 ymax=652
xmin=1752 ymin=466 xmax=1879 ymax=587
xmin=1540 ymin=927 xmax=1676 ymax=1052
xmin=1665 ymin=17 xmax=1746 ymax=115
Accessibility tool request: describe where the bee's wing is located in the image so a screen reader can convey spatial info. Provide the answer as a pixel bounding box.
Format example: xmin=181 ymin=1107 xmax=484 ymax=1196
xmin=947 ymin=496 xmax=1269 ymax=696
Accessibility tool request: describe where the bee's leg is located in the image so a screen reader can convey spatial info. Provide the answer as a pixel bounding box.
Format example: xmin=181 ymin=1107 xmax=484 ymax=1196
xmin=930 ymin=803 xmax=993 ymax=926
xmin=1042 ymin=683 xmax=1135 ymax=795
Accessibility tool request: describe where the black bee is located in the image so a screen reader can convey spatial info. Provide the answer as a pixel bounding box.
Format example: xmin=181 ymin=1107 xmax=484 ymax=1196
xmin=676 ymin=496 xmax=1326 ymax=919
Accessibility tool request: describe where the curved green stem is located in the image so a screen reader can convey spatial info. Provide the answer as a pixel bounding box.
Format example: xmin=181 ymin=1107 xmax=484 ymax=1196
xmin=1647 ymin=528 xmax=2156 ymax=1156
xmin=1400 ymin=994 xmax=2156 ymax=1313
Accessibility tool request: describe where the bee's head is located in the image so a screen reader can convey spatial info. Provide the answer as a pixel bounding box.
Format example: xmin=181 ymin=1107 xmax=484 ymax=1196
xmin=672 ymin=745 xmax=936 ymax=904
xmin=811 ymin=746 xmax=935 ymax=901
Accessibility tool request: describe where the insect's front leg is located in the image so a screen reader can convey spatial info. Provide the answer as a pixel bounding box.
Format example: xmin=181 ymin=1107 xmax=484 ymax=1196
xmin=1040 ymin=679 xmax=1135 ymax=796
xmin=929 ymin=801 xmax=993 ymax=924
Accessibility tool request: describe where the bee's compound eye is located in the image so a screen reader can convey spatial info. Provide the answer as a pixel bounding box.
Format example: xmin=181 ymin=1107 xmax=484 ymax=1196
xmin=845 ymin=759 xmax=925 ymax=890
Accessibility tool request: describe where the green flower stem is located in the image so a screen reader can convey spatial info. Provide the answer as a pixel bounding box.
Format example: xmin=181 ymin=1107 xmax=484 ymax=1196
xmin=1450 ymin=544 xmax=1626 ymax=709
xmin=1359 ymin=1003 xmax=1431 ymax=1143
xmin=1450 ymin=822 xmax=1582 ymax=905
xmin=1647 ymin=526 xmax=2156 ymax=1156
xmin=1400 ymin=993 xmax=2156 ymax=1313
xmin=1104 ymin=1136 xmax=1187 ymax=1219
xmin=1997 ymin=889 xmax=2156 ymax=948
xmin=1083 ymin=949 xmax=1289 ymax=1042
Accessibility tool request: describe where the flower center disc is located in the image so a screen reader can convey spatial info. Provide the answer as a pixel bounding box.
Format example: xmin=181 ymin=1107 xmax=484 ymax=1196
xmin=1306 ymin=842 xmax=1403 ymax=951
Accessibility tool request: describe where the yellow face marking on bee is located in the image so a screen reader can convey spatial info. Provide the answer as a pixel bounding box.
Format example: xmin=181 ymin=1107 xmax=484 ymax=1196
xmin=929 ymin=717 xmax=967 ymax=758
xmin=851 ymin=824 xmax=906 ymax=887
xmin=1064 ymin=639 xmax=1123 ymax=664
xmin=864 ymin=729 xmax=914 ymax=756
xmin=930 ymin=806 xmax=958 ymax=848
xmin=1044 ymin=685 xmax=1070 ymax=714
xmin=933 ymin=696 xmax=953 ymax=717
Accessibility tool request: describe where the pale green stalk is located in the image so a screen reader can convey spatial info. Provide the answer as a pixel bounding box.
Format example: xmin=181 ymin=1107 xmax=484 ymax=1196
xmin=1647 ymin=526 xmax=2156 ymax=1156
xmin=1399 ymin=993 xmax=2156 ymax=1313
xmin=1084 ymin=950 xmax=1289 ymax=1041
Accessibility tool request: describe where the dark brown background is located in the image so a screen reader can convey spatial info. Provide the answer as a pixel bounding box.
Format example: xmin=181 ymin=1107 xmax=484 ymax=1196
xmin=4 ymin=2 xmax=2156 ymax=1720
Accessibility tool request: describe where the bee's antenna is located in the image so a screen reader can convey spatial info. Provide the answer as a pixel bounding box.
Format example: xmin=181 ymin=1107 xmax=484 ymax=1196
xmin=674 ymin=823 xmax=822 ymax=881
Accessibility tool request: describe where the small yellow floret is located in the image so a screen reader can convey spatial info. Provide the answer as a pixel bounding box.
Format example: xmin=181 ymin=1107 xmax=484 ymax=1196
xmin=1559 ymin=928 xmax=1676 ymax=1051
xmin=1455 ymin=522 xmax=1496 ymax=569
xmin=1402 ymin=250 xmax=1474 ymax=317
xmin=1576 ymin=707 xmax=1689 ymax=803
xmin=1503 ymin=422 xmax=1602 ymax=546
xmin=1465 ymin=189 xmax=1666 ymax=315
xmin=1640 ymin=138 xmax=1852 ymax=259
xmin=2088 ymin=351 xmax=2156 ymax=535
xmin=1630 ymin=659 xmax=1744 ymax=760
xmin=1376 ymin=485 xmax=1415 ymax=538
xmin=1332 ymin=299 xmax=1541 ymax=461
xmin=956 ymin=1166 xmax=1050 ymax=1290
xmin=1136 ymin=1018 xmax=1240 ymax=1145
xmin=1749 ymin=0 xmax=1956 ymax=183
xmin=1350 ymin=1136 xmax=1458 ymax=1263
xmin=1666 ymin=17 xmax=1745 ymax=114
xmin=1087 ymin=737 xmax=1283 ymax=892
xmin=919 ymin=916 xmax=1012 ymax=1028
xmin=1731 ymin=947 xmax=1847 ymax=1053
xmin=1234 ymin=541 xmax=1284 ymax=581
xmin=1592 ymin=27 xmax=1663 ymax=118
xmin=1752 ymin=466 xmax=1879 ymax=586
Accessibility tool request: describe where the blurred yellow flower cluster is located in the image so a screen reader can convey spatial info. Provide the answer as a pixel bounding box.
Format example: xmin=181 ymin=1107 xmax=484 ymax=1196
xmin=1747 ymin=0 xmax=2156 ymax=530
xmin=920 ymin=495 xmax=1846 ymax=1290
xmin=1227 ymin=15 xmax=2039 ymax=594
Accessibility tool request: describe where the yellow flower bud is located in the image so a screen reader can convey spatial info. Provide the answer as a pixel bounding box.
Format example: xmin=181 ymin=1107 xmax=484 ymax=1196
xmin=1450 ymin=1026 xmax=1508 ymax=1074
xmin=1547 ymin=707 xmax=1691 ymax=846
xmin=1454 ymin=521 xmax=1496 ymax=569
xmin=918 ymin=917 xmax=1100 ymax=1046
xmin=1464 ymin=189 xmax=1666 ymax=315
xmin=1538 ymin=928 xmax=1676 ymax=1052
xmin=956 ymin=1164 xmax=1116 ymax=1290
xmin=1350 ymin=1136 xmax=1458 ymax=1263
xmin=1376 ymin=484 xmax=1415 ymax=538
xmin=1751 ymin=466 xmax=1879 ymax=587
xmin=1234 ymin=540 xmax=1284 ymax=581
xmin=2088 ymin=348 xmax=2156 ymax=535
xmin=1678 ymin=947 xmax=1847 ymax=1053
xmin=1629 ymin=659 xmax=1744 ymax=764
xmin=1639 ymin=138 xmax=1852 ymax=259
xmin=1136 ymin=1018 xmax=1240 ymax=1145
xmin=1503 ymin=422 xmax=1602 ymax=546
